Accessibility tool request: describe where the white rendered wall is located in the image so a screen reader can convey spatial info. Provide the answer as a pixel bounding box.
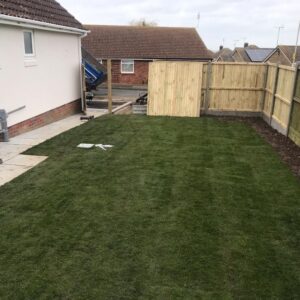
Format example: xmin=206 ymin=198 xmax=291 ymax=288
xmin=0 ymin=24 xmax=81 ymax=126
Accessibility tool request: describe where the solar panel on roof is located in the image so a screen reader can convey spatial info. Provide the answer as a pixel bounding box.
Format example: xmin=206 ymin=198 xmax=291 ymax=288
xmin=245 ymin=49 xmax=274 ymax=62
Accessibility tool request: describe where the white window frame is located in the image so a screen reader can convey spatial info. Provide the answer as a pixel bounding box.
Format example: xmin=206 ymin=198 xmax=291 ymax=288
xmin=23 ymin=30 xmax=35 ymax=57
xmin=121 ymin=59 xmax=134 ymax=74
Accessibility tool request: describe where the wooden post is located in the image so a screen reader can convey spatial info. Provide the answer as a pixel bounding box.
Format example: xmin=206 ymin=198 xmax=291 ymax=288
xmin=286 ymin=63 xmax=300 ymax=137
xmin=204 ymin=61 xmax=212 ymax=114
xmin=107 ymin=59 xmax=112 ymax=114
xmin=81 ymin=64 xmax=87 ymax=113
xmin=260 ymin=64 xmax=269 ymax=113
xmin=269 ymin=64 xmax=280 ymax=125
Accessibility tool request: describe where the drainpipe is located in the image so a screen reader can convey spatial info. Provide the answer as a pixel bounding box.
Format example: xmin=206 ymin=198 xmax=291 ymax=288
xmin=0 ymin=106 xmax=26 ymax=142
xmin=0 ymin=110 xmax=9 ymax=142
xmin=79 ymin=31 xmax=89 ymax=112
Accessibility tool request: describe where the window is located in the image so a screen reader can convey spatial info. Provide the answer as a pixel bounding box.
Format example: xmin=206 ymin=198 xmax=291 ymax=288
xmin=23 ymin=30 xmax=35 ymax=56
xmin=121 ymin=59 xmax=134 ymax=74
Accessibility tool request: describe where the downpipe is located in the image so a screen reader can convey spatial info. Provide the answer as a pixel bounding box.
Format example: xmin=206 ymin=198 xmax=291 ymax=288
xmin=0 ymin=109 xmax=9 ymax=142
xmin=0 ymin=106 xmax=26 ymax=142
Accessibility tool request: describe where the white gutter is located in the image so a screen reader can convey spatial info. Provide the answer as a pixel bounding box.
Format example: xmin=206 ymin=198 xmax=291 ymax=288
xmin=0 ymin=14 xmax=88 ymax=36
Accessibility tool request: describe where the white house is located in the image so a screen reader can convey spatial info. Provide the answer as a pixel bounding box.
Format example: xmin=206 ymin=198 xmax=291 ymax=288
xmin=0 ymin=0 xmax=88 ymax=139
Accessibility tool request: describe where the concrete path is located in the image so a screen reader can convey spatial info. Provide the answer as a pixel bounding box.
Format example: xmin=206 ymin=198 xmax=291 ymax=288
xmin=94 ymin=87 xmax=146 ymax=100
xmin=0 ymin=108 xmax=107 ymax=187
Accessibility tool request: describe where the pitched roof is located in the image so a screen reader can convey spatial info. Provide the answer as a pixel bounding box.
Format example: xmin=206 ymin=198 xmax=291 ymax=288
xmin=213 ymin=48 xmax=234 ymax=61
xmin=0 ymin=0 xmax=82 ymax=29
xmin=245 ymin=48 xmax=274 ymax=62
xmin=82 ymin=25 xmax=212 ymax=60
xmin=233 ymin=45 xmax=259 ymax=62
xmin=278 ymin=45 xmax=300 ymax=63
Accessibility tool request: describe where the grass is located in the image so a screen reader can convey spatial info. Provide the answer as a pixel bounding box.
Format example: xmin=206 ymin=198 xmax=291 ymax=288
xmin=0 ymin=115 xmax=300 ymax=299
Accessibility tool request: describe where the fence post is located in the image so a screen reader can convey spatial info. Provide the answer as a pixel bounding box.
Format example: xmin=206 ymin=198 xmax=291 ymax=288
xmin=107 ymin=59 xmax=113 ymax=114
xmin=260 ymin=64 xmax=269 ymax=113
xmin=269 ymin=64 xmax=280 ymax=125
xmin=286 ymin=62 xmax=300 ymax=137
xmin=204 ymin=61 xmax=212 ymax=114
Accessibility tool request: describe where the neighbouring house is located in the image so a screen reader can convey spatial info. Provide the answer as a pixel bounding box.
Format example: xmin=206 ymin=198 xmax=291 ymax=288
xmin=244 ymin=47 xmax=274 ymax=63
xmin=264 ymin=45 xmax=300 ymax=66
xmin=82 ymin=25 xmax=212 ymax=85
xmin=213 ymin=46 xmax=234 ymax=62
xmin=231 ymin=44 xmax=274 ymax=63
xmin=232 ymin=44 xmax=258 ymax=62
xmin=0 ymin=0 xmax=87 ymax=139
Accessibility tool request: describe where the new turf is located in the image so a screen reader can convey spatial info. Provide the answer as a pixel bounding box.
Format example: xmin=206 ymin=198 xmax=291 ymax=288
xmin=0 ymin=115 xmax=299 ymax=299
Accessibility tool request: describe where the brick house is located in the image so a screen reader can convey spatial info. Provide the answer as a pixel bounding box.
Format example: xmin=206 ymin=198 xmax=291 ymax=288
xmin=82 ymin=25 xmax=212 ymax=85
xmin=264 ymin=45 xmax=300 ymax=66
xmin=0 ymin=0 xmax=87 ymax=139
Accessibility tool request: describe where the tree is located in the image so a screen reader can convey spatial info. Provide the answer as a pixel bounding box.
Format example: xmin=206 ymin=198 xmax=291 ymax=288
xmin=129 ymin=18 xmax=157 ymax=27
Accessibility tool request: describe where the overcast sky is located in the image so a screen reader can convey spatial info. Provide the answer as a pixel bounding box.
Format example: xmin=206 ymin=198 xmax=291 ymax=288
xmin=60 ymin=0 xmax=300 ymax=51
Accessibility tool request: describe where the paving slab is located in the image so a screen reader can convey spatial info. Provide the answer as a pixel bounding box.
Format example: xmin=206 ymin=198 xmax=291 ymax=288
xmin=0 ymin=108 xmax=107 ymax=186
xmin=0 ymin=164 xmax=32 ymax=186
xmin=6 ymin=137 xmax=46 ymax=146
xmin=0 ymin=144 xmax=31 ymax=162
xmin=5 ymin=154 xmax=48 ymax=167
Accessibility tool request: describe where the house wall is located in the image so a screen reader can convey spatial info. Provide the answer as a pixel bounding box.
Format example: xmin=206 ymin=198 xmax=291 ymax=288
xmin=265 ymin=50 xmax=291 ymax=66
xmin=0 ymin=24 xmax=82 ymax=128
xmin=102 ymin=60 xmax=150 ymax=85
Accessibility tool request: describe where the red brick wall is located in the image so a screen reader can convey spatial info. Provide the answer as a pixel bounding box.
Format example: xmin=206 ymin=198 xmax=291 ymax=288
xmin=103 ymin=60 xmax=150 ymax=85
xmin=1 ymin=99 xmax=81 ymax=140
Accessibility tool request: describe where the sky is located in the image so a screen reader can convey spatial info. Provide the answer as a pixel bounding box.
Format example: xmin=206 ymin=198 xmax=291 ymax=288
xmin=60 ymin=0 xmax=300 ymax=51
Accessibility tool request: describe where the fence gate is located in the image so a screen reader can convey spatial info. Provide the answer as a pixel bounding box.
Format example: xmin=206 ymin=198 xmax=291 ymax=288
xmin=147 ymin=61 xmax=203 ymax=117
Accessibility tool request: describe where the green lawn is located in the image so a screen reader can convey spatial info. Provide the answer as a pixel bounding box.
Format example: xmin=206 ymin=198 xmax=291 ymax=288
xmin=0 ymin=115 xmax=300 ymax=299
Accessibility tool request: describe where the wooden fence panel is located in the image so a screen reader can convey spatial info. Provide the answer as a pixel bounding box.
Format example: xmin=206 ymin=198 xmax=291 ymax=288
xmin=288 ymin=68 xmax=300 ymax=146
xmin=208 ymin=63 xmax=267 ymax=112
xmin=271 ymin=66 xmax=295 ymax=134
xmin=201 ymin=63 xmax=208 ymax=109
xmin=147 ymin=61 xmax=299 ymax=143
xmin=147 ymin=61 xmax=203 ymax=117
xmin=263 ymin=64 xmax=278 ymax=119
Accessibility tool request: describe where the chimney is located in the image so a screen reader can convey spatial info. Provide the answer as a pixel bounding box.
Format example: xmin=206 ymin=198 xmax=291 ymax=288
xmin=219 ymin=45 xmax=223 ymax=50
xmin=244 ymin=42 xmax=249 ymax=48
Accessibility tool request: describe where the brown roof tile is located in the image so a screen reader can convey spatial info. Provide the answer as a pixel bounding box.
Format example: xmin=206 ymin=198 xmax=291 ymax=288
xmin=82 ymin=25 xmax=212 ymax=60
xmin=234 ymin=47 xmax=253 ymax=62
xmin=213 ymin=48 xmax=234 ymax=61
xmin=278 ymin=45 xmax=300 ymax=63
xmin=0 ymin=0 xmax=82 ymax=29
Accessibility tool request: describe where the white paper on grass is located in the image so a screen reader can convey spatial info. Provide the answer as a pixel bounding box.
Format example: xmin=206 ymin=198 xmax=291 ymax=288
xmin=77 ymin=143 xmax=94 ymax=149
xmin=95 ymin=144 xmax=114 ymax=151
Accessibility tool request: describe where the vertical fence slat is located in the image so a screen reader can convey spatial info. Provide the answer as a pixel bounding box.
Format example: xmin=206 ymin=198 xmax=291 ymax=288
xmin=204 ymin=61 xmax=212 ymax=113
xmin=269 ymin=64 xmax=280 ymax=125
xmin=287 ymin=62 xmax=300 ymax=137
xmin=260 ymin=64 xmax=269 ymax=112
